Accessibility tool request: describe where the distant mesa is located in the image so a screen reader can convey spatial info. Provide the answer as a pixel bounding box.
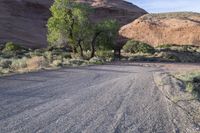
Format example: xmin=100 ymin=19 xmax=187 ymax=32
xmin=119 ymin=12 xmax=200 ymax=47
xmin=0 ymin=0 xmax=147 ymax=48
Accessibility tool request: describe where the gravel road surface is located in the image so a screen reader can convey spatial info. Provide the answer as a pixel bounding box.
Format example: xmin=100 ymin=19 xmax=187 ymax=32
xmin=0 ymin=64 xmax=183 ymax=133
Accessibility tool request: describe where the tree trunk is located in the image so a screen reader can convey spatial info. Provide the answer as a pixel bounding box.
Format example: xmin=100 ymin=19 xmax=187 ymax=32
xmin=68 ymin=10 xmax=76 ymax=54
xmin=72 ymin=46 xmax=77 ymax=54
xmin=90 ymin=32 xmax=101 ymax=58
xmin=77 ymin=39 xmax=83 ymax=57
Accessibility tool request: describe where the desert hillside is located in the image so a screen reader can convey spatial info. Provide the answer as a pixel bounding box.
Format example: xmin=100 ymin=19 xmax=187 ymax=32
xmin=119 ymin=12 xmax=200 ymax=47
xmin=0 ymin=0 xmax=147 ymax=48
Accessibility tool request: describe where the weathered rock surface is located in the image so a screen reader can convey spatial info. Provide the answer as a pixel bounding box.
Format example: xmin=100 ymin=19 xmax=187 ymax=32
xmin=0 ymin=0 xmax=147 ymax=48
xmin=0 ymin=0 xmax=52 ymax=48
xmin=119 ymin=12 xmax=200 ymax=47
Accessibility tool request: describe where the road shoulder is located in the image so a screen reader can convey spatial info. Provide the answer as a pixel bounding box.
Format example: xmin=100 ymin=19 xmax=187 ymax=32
xmin=153 ymin=72 xmax=200 ymax=132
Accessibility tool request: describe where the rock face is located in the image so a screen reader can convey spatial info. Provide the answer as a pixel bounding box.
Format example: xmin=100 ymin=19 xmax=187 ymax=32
xmin=0 ymin=0 xmax=52 ymax=48
xmin=119 ymin=12 xmax=200 ymax=47
xmin=0 ymin=0 xmax=147 ymax=48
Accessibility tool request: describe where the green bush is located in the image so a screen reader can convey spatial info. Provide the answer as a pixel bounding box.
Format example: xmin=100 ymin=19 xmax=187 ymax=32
xmin=1 ymin=42 xmax=30 ymax=58
xmin=123 ymin=40 xmax=155 ymax=54
xmin=3 ymin=42 xmax=21 ymax=52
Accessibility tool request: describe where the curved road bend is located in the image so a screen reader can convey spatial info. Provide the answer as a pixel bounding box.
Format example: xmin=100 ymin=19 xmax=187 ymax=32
xmin=0 ymin=64 xmax=177 ymax=133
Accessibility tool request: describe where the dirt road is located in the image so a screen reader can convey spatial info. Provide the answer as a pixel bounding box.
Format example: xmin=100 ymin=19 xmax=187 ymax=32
xmin=0 ymin=64 xmax=199 ymax=133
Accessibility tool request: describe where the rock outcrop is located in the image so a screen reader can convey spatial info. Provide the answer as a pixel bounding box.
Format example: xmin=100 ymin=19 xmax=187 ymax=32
xmin=119 ymin=12 xmax=200 ymax=47
xmin=0 ymin=0 xmax=147 ymax=48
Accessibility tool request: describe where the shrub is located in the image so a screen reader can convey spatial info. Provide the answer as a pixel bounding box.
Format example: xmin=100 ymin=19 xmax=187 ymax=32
xmin=0 ymin=67 xmax=10 ymax=74
xmin=156 ymin=44 xmax=200 ymax=53
xmin=62 ymin=58 xmax=70 ymax=65
xmin=3 ymin=42 xmax=21 ymax=52
xmin=193 ymin=76 xmax=200 ymax=96
xmin=123 ymin=40 xmax=155 ymax=54
xmin=52 ymin=60 xmax=62 ymax=67
xmin=0 ymin=45 xmax=4 ymax=51
xmin=96 ymin=51 xmax=114 ymax=59
xmin=69 ymin=59 xmax=87 ymax=66
xmin=197 ymin=48 xmax=200 ymax=53
xmin=175 ymin=72 xmax=200 ymax=99
xmin=89 ymin=57 xmax=104 ymax=65
xmin=1 ymin=42 xmax=30 ymax=58
xmin=10 ymin=58 xmax=28 ymax=70
xmin=185 ymin=78 xmax=200 ymax=99
xmin=62 ymin=53 xmax=71 ymax=59
xmin=1 ymin=52 xmax=17 ymax=58
xmin=0 ymin=59 xmax=12 ymax=68
xmin=44 ymin=51 xmax=53 ymax=63
xmin=30 ymin=49 xmax=46 ymax=57
xmin=157 ymin=52 xmax=180 ymax=62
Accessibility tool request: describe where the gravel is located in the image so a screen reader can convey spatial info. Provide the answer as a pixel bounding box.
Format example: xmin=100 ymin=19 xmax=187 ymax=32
xmin=0 ymin=64 xmax=197 ymax=133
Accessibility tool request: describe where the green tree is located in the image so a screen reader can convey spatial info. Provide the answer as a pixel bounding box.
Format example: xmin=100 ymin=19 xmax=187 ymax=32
xmin=90 ymin=20 xmax=119 ymax=58
xmin=47 ymin=0 xmax=90 ymax=55
xmin=72 ymin=4 xmax=91 ymax=57
xmin=47 ymin=0 xmax=119 ymax=58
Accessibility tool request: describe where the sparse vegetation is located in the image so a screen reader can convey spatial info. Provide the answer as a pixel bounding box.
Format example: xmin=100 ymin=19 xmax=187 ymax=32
xmin=122 ymin=41 xmax=200 ymax=63
xmin=0 ymin=59 xmax=12 ymax=68
xmin=10 ymin=57 xmax=28 ymax=70
xmin=141 ymin=12 xmax=200 ymax=20
xmin=174 ymin=71 xmax=200 ymax=100
xmin=0 ymin=41 xmax=111 ymax=76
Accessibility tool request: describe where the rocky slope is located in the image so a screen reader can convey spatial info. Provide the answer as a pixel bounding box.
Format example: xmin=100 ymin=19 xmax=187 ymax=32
xmin=119 ymin=12 xmax=200 ymax=47
xmin=0 ymin=0 xmax=147 ymax=48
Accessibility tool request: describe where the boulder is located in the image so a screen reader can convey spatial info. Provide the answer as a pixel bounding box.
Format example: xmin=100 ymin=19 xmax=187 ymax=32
xmin=119 ymin=12 xmax=200 ymax=47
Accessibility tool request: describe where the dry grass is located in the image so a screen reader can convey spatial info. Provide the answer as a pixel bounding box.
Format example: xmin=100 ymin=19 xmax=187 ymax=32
xmin=26 ymin=56 xmax=48 ymax=71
